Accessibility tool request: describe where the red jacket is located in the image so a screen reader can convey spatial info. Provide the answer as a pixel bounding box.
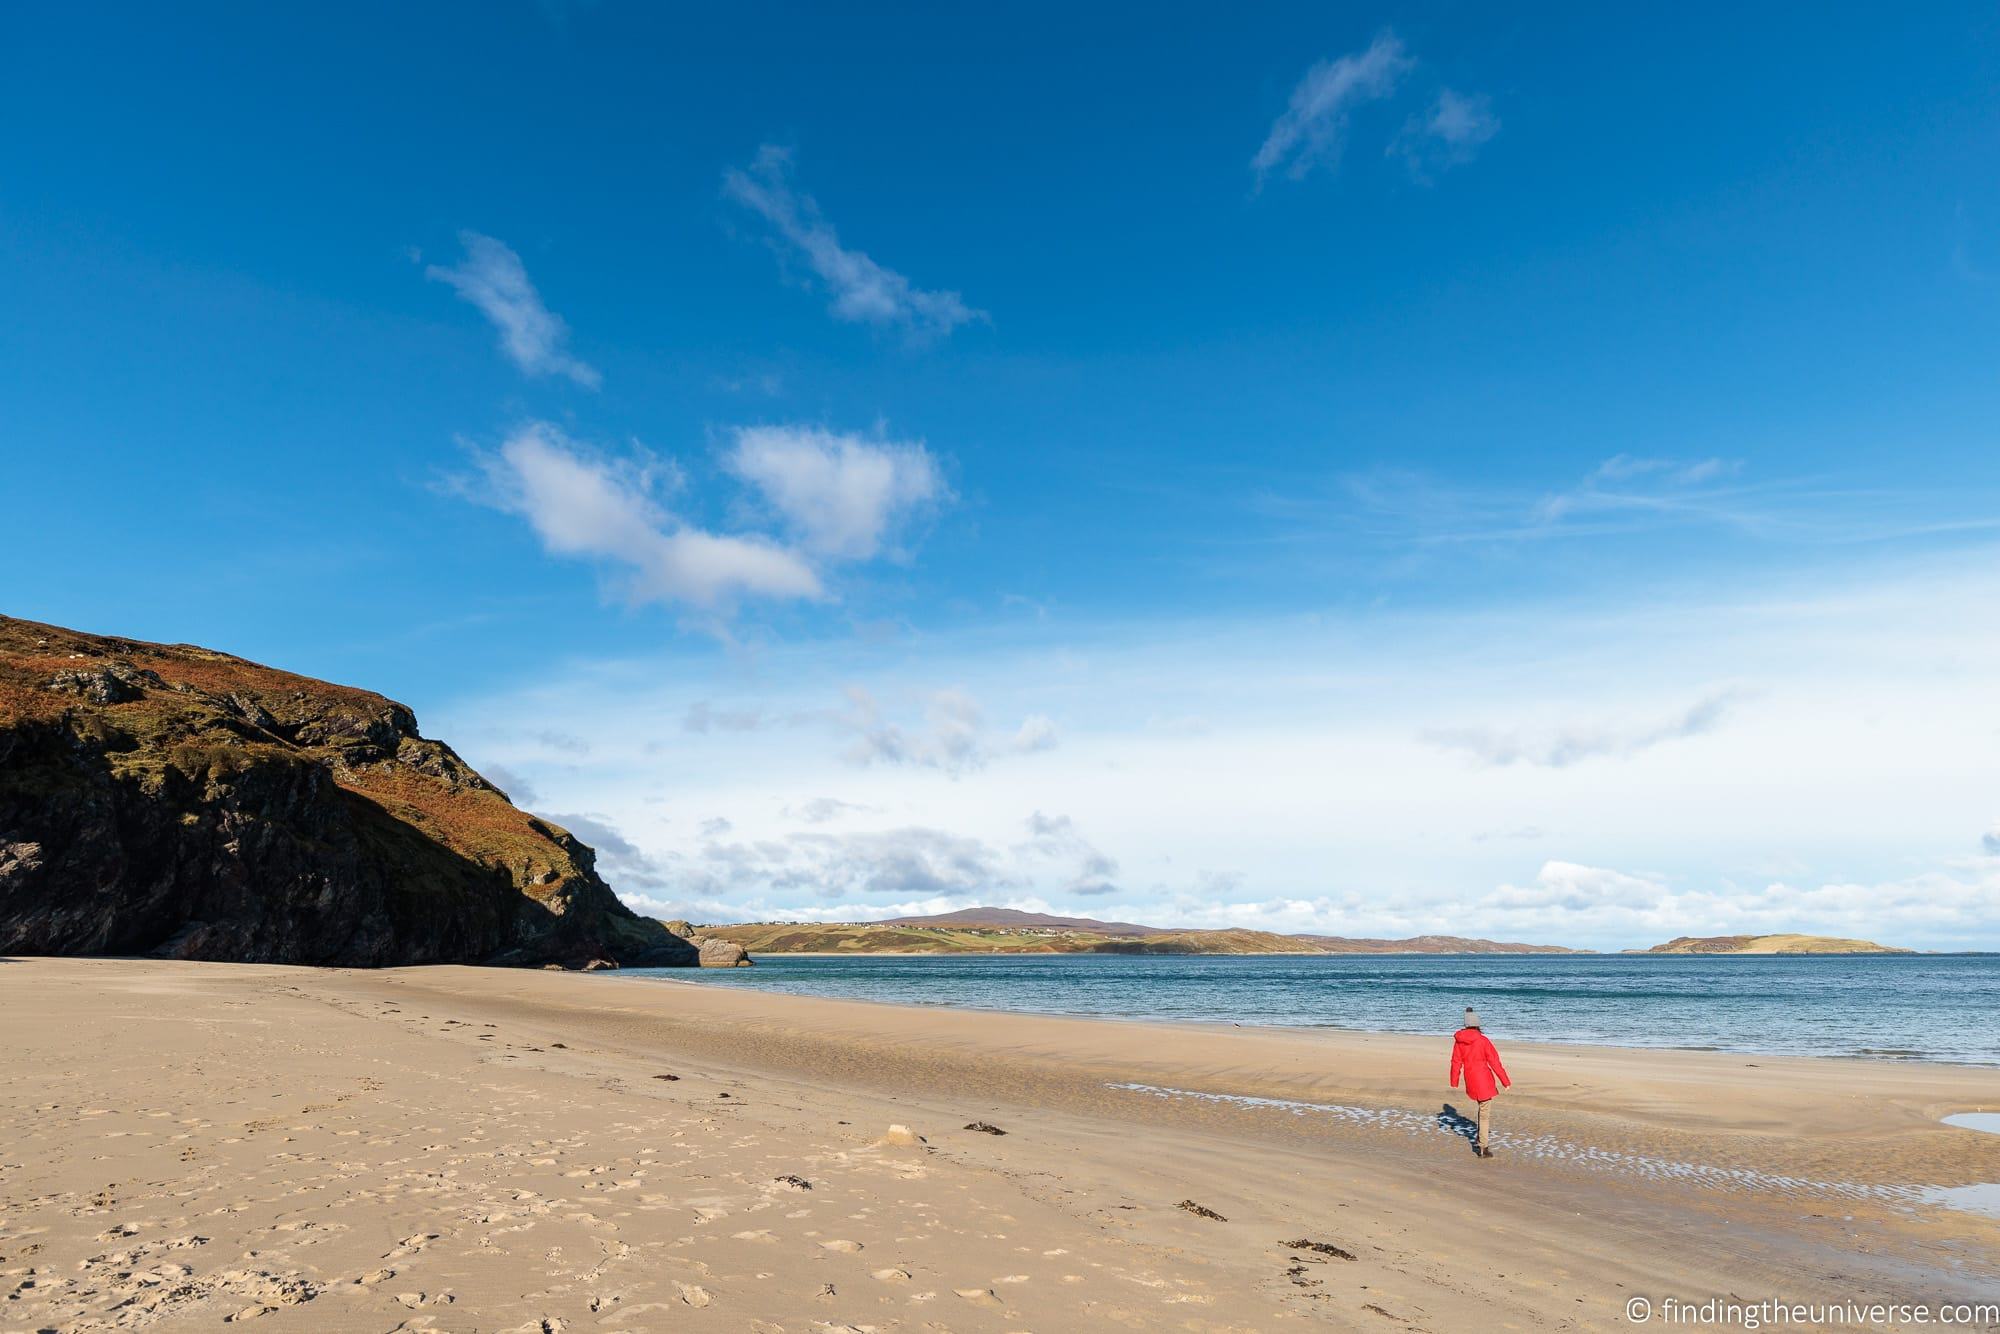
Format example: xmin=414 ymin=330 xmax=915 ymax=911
xmin=1450 ymin=1026 xmax=1510 ymax=1102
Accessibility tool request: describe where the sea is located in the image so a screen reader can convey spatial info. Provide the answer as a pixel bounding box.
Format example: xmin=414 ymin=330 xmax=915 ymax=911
xmin=625 ymin=951 xmax=2000 ymax=1066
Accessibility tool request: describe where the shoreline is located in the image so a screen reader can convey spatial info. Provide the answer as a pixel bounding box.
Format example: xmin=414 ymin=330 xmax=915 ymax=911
xmin=608 ymin=968 xmax=2000 ymax=1133
xmin=629 ymin=967 xmax=2000 ymax=1067
xmin=629 ymin=953 xmax=2000 ymax=1068
xmin=704 ymin=947 xmax=1984 ymax=957
xmin=6 ymin=957 xmax=1997 ymax=1330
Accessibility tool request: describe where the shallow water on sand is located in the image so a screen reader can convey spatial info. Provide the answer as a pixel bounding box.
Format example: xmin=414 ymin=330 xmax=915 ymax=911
xmin=627 ymin=952 xmax=2000 ymax=1065
xmin=1109 ymin=1081 xmax=2000 ymax=1219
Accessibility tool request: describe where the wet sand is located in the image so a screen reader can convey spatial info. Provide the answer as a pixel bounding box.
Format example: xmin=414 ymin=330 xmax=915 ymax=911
xmin=3 ymin=956 xmax=1996 ymax=1331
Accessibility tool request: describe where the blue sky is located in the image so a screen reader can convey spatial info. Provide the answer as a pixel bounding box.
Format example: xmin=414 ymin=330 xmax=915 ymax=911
xmin=6 ymin=4 xmax=2000 ymax=947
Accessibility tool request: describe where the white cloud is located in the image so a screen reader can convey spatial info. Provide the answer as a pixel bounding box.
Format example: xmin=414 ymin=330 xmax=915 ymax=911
xmin=726 ymin=425 xmax=945 ymax=559
xmin=612 ymin=810 xmax=1120 ymax=911
xmin=1253 ymin=32 xmax=1413 ymax=183
xmin=833 ymin=685 xmax=1058 ymax=776
xmin=1462 ymin=858 xmax=2000 ymax=948
xmin=1015 ymin=811 xmax=1119 ymax=896
xmin=683 ymin=701 xmax=768 ymax=733
xmin=788 ymin=797 xmax=877 ymax=824
xmin=837 ymin=685 xmax=981 ymax=774
xmin=1426 ymin=690 xmax=1737 ymax=768
xmin=435 ymin=544 xmax=2000 ymax=950
xmin=426 ymin=231 xmax=600 ymax=388
xmin=462 ymin=422 xmax=951 ymax=614
xmin=693 ymin=825 xmax=1008 ymax=900
xmin=1010 ymin=714 xmax=1060 ymax=754
xmin=470 ymin=423 xmax=821 ymax=608
xmin=1984 ymin=821 xmax=2000 ymax=855
xmin=723 ymin=145 xmax=984 ymax=339
xmin=1392 ymin=88 xmax=1499 ymax=179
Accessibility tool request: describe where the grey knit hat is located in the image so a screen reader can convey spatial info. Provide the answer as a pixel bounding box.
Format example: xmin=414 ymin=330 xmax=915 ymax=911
xmin=1463 ymin=1007 xmax=1481 ymax=1028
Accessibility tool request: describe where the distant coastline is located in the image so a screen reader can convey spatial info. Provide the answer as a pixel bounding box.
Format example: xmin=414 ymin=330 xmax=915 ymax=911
xmin=698 ymin=906 xmax=1576 ymax=957
xmin=692 ymin=907 xmax=1918 ymax=958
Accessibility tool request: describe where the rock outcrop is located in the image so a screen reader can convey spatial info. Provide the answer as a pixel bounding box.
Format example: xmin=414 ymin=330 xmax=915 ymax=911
xmin=0 ymin=615 xmax=699 ymax=968
xmin=662 ymin=919 xmax=754 ymax=967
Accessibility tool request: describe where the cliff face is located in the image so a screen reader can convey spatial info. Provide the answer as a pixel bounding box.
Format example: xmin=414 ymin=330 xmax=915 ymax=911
xmin=0 ymin=615 xmax=696 ymax=968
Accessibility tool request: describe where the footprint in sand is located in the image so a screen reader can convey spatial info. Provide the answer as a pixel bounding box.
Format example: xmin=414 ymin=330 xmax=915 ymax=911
xmin=955 ymin=1287 xmax=1001 ymax=1305
xmin=676 ymin=1281 xmax=711 ymax=1307
xmin=819 ymin=1239 xmax=864 ymax=1253
xmin=870 ymin=1267 xmax=911 ymax=1282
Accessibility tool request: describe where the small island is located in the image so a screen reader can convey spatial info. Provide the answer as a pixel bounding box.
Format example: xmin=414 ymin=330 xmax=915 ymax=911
xmin=1640 ymin=933 xmax=1913 ymax=955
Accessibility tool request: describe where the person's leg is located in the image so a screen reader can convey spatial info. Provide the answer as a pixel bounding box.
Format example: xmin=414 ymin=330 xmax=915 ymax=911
xmin=1476 ymin=1098 xmax=1490 ymax=1153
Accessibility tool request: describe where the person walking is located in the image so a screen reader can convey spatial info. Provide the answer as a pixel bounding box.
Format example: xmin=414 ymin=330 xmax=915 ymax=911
xmin=1450 ymin=1007 xmax=1510 ymax=1158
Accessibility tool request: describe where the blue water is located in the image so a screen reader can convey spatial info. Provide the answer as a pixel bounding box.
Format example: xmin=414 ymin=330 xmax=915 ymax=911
xmin=624 ymin=952 xmax=2000 ymax=1066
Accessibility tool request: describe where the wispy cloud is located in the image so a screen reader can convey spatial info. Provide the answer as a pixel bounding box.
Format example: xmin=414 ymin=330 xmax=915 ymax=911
xmin=625 ymin=811 xmax=1120 ymax=909
xmin=691 ymin=824 xmax=1007 ymax=900
xmin=1014 ymin=811 xmax=1120 ymax=896
xmin=727 ymin=425 xmax=945 ymax=559
xmin=1426 ymin=690 xmax=1738 ymax=768
xmin=1984 ymin=821 xmax=2000 ymax=855
xmin=1392 ymin=88 xmax=1500 ymax=180
xmin=1253 ymin=32 xmax=1413 ymax=184
xmin=1467 ymin=857 xmax=2000 ymax=945
xmin=724 ymin=145 xmax=984 ymax=340
xmin=683 ymin=700 xmax=769 ymax=733
xmin=1265 ymin=455 xmax=1995 ymax=555
xmin=426 ymin=231 xmax=600 ymax=388
xmin=832 ymin=685 xmax=1059 ymax=777
xmin=458 ymin=422 xmax=948 ymax=614
xmin=1534 ymin=455 xmax=1744 ymax=523
xmin=788 ymin=797 xmax=877 ymax=824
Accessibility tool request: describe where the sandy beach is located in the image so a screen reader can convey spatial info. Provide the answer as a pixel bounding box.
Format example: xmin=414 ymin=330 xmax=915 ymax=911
xmin=3 ymin=957 xmax=1997 ymax=1332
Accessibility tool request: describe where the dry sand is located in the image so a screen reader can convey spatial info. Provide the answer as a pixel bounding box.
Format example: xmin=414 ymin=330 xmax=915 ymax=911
xmin=2 ymin=957 xmax=1996 ymax=1332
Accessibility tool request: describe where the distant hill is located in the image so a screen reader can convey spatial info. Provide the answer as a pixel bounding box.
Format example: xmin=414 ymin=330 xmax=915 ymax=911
xmin=879 ymin=907 xmax=1164 ymax=937
xmin=701 ymin=921 xmax=1108 ymax=955
xmin=1642 ymin=933 xmax=1912 ymax=955
xmin=704 ymin=907 xmax=1574 ymax=955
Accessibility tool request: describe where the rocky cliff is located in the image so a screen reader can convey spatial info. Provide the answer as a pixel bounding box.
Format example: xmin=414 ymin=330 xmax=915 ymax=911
xmin=0 ymin=615 xmax=697 ymax=968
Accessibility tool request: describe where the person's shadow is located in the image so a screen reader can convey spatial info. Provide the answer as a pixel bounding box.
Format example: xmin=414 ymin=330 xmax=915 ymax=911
xmin=1438 ymin=1103 xmax=1481 ymax=1155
